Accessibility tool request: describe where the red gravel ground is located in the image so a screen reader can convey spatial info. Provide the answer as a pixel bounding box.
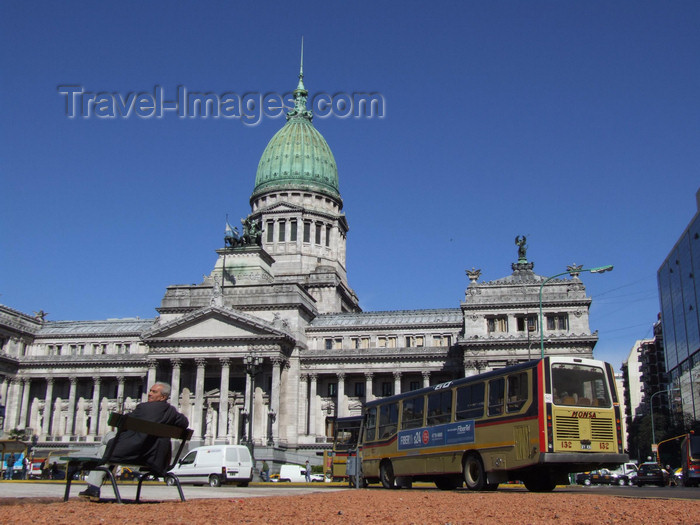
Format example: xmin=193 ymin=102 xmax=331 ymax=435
xmin=0 ymin=490 xmax=698 ymax=525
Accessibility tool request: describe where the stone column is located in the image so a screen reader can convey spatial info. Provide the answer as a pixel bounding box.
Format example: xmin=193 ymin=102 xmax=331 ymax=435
xmin=5 ymin=377 xmax=20 ymax=430
xmin=65 ymin=376 xmax=77 ymax=438
xmin=146 ymin=359 xmax=157 ymax=391
xmin=116 ymin=376 xmax=125 ymax=411
xmin=364 ymin=372 xmax=374 ymax=402
xmin=336 ymin=372 xmax=345 ymax=418
xmin=89 ymin=377 xmax=101 ymax=436
xmin=0 ymin=375 xmax=8 ymax=407
xmin=170 ymin=358 xmax=182 ymax=409
xmin=463 ymin=359 xmax=482 ymax=378
xmin=218 ymin=358 xmax=230 ymax=440
xmin=19 ymin=377 xmax=31 ymax=429
xmin=244 ymin=369 xmax=252 ymax=442
xmin=422 ymin=370 xmax=430 ymax=388
xmin=269 ymin=357 xmax=282 ymax=444
xmin=193 ymin=358 xmax=206 ymax=440
xmin=42 ymin=378 xmax=54 ymax=436
xmin=299 ymin=374 xmax=308 ymax=435
xmin=393 ymin=371 xmax=402 ymax=396
xmin=308 ymin=373 xmax=318 ymax=437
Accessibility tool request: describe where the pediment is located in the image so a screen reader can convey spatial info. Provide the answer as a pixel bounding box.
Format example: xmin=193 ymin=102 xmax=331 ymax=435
xmin=262 ymin=202 xmax=304 ymax=213
xmin=142 ymin=306 xmax=290 ymax=342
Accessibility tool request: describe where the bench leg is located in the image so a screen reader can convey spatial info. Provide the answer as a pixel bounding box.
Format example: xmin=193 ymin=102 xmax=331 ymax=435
xmin=97 ymin=467 xmax=123 ymax=504
xmin=135 ymin=476 xmax=144 ymax=502
xmin=63 ymin=465 xmax=80 ymax=502
xmin=174 ymin=477 xmax=186 ymax=502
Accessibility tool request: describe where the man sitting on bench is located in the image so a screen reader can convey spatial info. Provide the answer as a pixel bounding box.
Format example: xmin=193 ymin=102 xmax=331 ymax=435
xmin=79 ymin=382 xmax=189 ymax=502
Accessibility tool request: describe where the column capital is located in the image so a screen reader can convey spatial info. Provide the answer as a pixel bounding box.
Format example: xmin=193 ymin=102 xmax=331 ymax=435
xmin=336 ymin=372 xmax=346 ymax=380
xmin=170 ymin=358 xmax=182 ymax=368
xmin=46 ymin=377 xmax=55 ymax=386
xmin=117 ymin=375 xmax=125 ymax=384
xmin=147 ymin=359 xmax=158 ymax=370
xmin=93 ymin=377 xmax=101 ymax=385
xmin=422 ymin=370 xmax=431 ymax=379
xmin=364 ymin=371 xmax=374 ymax=380
xmin=69 ymin=376 xmax=78 ymax=385
xmin=195 ymin=357 xmax=206 ymax=367
xmin=219 ymin=357 xmax=231 ymax=367
xmin=393 ymin=371 xmax=401 ymax=380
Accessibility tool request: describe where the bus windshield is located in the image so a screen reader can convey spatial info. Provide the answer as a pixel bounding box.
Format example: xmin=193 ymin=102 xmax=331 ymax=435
xmin=688 ymin=435 xmax=700 ymax=460
xmin=333 ymin=417 xmax=362 ymax=451
xmin=551 ymin=362 xmax=611 ymax=407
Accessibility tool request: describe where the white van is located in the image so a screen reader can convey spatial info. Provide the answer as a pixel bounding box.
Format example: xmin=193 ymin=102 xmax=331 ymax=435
xmin=278 ymin=463 xmax=324 ymax=482
xmin=167 ymin=445 xmax=253 ymax=487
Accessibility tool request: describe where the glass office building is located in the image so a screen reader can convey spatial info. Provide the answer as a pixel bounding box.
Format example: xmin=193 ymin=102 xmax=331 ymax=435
xmin=658 ymin=189 xmax=700 ymax=420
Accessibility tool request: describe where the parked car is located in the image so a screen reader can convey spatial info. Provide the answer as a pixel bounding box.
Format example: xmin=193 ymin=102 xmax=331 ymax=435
xmin=636 ymin=462 xmax=669 ymax=487
xmin=278 ymin=464 xmax=324 ymax=482
xmin=610 ymin=463 xmax=638 ymax=486
xmin=591 ymin=468 xmax=631 ymax=486
xmin=575 ymin=469 xmax=629 ymax=486
xmin=167 ymin=445 xmax=253 ymax=487
xmin=575 ymin=472 xmax=593 ymax=485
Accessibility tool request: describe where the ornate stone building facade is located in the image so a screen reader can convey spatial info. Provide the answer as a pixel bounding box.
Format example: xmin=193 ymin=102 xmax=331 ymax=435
xmin=0 ymin=67 xmax=599 ymax=462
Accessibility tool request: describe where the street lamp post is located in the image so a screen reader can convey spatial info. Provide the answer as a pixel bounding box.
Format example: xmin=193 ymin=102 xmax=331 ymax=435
xmin=539 ymin=265 xmax=613 ymax=359
xmin=244 ymin=353 xmax=263 ymax=460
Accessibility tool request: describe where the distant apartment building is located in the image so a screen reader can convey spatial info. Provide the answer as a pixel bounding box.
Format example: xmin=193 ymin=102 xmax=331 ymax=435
xmin=622 ymin=340 xmax=646 ymax=425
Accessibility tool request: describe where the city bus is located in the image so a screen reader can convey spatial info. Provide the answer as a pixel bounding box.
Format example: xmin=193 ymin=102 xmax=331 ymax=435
xmin=357 ymin=356 xmax=627 ymax=492
xmin=330 ymin=415 xmax=363 ymax=484
xmin=680 ymin=431 xmax=700 ymax=487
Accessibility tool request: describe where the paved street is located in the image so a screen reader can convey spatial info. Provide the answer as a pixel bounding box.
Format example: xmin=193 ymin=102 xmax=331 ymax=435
xmin=0 ymin=480 xmax=346 ymax=501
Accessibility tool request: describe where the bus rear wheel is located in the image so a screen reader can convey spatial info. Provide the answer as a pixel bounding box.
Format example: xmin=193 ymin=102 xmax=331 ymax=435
xmin=463 ymin=453 xmax=487 ymax=491
xmin=523 ymin=474 xmax=556 ymax=492
xmin=380 ymin=461 xmax=396 ymax=489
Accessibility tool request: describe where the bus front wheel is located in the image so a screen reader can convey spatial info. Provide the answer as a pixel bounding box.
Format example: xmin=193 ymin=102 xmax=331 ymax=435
xmin=463 ymin=453 xmax=486 ymax=491
xmin=380 ymin=461 xmax=396 ymax=489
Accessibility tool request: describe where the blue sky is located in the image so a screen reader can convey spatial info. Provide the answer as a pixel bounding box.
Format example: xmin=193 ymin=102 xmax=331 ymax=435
xmin=1 ymin=1 xmax=698 ymax=370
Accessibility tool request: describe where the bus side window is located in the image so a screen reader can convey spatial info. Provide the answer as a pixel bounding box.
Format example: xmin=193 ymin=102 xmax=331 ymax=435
xmin=365 ymin=407 xmax=377 ymax=442
xmin=488 ymin=378 xmax=504 ymax=416
xmin=427 ymin=390 xmax=452 ymax=426
xmin=378 ymin=403 xmax=398 ymax=439
xmin=456 ymin=382 xmax=485 ymax=420
xmin=401 ymin=396 xmax=425 ymax=430
xmin=507 ymin=372 xmax=528 ymax=413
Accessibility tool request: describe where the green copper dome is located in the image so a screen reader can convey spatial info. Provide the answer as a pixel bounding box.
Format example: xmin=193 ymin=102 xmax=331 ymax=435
xmin=251 ymin=65 xmax=341 ymax=203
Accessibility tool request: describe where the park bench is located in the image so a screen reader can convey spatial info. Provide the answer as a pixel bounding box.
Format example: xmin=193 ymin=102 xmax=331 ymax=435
xmin=62 ymin=412 xmax=193 ymax=503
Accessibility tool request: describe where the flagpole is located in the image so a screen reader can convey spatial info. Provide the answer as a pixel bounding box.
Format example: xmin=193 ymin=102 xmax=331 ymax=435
xmin=223 ymin=214 xmax=227 ymax=291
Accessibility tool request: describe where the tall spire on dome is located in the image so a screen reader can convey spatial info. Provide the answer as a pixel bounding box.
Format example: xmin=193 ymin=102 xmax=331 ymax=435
xmin=287 ymin=36 xmax=313 ymax=121
xmin=297 ymin=36 xmax=305 ymax=92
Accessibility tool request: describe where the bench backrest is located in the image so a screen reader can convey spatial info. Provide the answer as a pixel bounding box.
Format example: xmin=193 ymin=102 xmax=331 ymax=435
xmin=105 ymin=412 xmax=193 ymax=473
xmin=107 ymin=412 xmax=193 ymax=441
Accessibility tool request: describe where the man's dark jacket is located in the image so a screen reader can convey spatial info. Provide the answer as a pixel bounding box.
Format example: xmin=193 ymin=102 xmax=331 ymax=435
xmin=108 ymin=400 xmax=189 ymax=474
